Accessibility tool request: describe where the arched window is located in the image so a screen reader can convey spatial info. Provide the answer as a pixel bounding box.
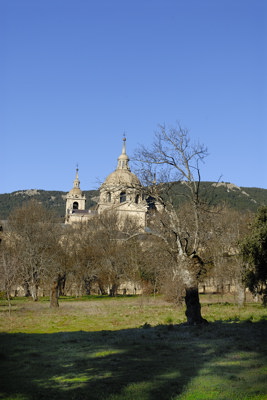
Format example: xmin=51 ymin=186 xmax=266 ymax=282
xmin=135 ymin=194 xmax=139 ymax=204
xmin=120 ymin=191 xmax=126 ymax=203
xmin=146 ymin=196 xmax=156 ymax=211
xmin=73 ymin=201 xmax=79 ymax=210
xmin=107 ymin=192 xmax=111 ymax=202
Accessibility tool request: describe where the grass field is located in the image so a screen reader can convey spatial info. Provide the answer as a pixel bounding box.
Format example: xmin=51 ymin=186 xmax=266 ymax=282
xmin=0 ymin=294 xmax=267 ymax=400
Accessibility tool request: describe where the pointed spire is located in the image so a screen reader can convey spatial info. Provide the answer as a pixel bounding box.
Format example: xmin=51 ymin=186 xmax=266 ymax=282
xmin=73 ymin=164 xmax=80 ymax=189
xmin=122 ymin=133 xmax=126 ymax=154
xmin=117 ymin=135 xmax=130 ymax=171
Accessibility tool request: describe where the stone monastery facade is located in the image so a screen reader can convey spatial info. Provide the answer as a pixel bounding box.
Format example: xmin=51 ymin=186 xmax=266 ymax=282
xmin=65 ymin=138 xmax=149 ymax=227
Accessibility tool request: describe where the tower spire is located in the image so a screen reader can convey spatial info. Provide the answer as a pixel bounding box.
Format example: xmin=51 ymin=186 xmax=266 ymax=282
xmin=122 ymin=132 xmax=126 ymax=154
xmin=73 ymin=164 xmax=80 ymax=189
xmin=117 ymin=135 xmax=130 ymax=171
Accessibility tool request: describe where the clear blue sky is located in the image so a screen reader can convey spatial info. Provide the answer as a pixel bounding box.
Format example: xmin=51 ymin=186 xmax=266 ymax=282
xmin=1 ymin=0 xmax=267 ymax=193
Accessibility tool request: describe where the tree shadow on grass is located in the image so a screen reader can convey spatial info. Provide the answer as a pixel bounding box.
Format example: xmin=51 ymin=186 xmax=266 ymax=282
xmin=0 ymin=320 xmax=266 ymax=400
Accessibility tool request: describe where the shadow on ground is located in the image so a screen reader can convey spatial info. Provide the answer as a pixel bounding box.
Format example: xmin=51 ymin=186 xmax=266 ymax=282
xmin=0 ymin=320 xmax=266 ymax=400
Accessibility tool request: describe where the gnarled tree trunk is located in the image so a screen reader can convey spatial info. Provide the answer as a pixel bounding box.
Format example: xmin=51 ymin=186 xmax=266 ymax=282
xmin=185 ymin=286 xmax=207 ymax=324
xmin=179 ymin=255 xmax=208 ymax=325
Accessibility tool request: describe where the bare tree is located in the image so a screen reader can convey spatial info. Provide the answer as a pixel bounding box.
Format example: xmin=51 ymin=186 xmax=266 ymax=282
xmin=205 ymin=207 xmax=252 ymax=305
xmin=134 ymin=123 xmax=209 ymax=324
xmin=7 ymin=200 xmax=61 ymax=305
xmin=61 ymin=213 xmax=134 ymax=297
xmin=92 ymin=213 xmax=135 ymax=296
xmin=0 ymin=236 xmax=19 ymax=313
xmin=68 ymin=222 xmax=102 ymax=296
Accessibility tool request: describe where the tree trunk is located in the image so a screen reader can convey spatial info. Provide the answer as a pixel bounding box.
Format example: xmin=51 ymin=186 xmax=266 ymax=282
xmin=98 ymin=281 xmax=107 ymax=295
xmin=31 ymin=284 xmax=38 ymax=301
xmin=179 ymin=255 xmax=208 ymax=325
xmin=109 ymin=283 xmax=118 ymax=297
xmin=185 ymin=286 xmax=208 ymax=325
xmin=50 ymin=278 xmax=59 ymax=308
xmin=6 ymin=291 xmax=12 ymax=316
xmin=31 ymin=271 xmax=39 ymax=301
xmin=58 ymin=273 xmax=66 ymax=296
xmin=236 ymin=281 xmax=246 ymax=307
xmin=84 ymin=278 xmax=92 ymax=295
xmin=23 ymin=281 xmax=31 ymax=297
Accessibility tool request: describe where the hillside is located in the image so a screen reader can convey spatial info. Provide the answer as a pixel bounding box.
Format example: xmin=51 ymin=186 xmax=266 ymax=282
xmin=170 ymin=182 xmax=267 ymax=211
xmin=0 ymin=189 xmax=99 ymax=221
xmin=0 ymin=182 xmax=266 ymax=221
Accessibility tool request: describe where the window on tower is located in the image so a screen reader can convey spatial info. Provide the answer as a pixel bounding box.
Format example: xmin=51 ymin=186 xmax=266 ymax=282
xmin=120 ymin=192 xmax=126 ymax=203
xmin=73 ymin=202 xmax=79 ymax=210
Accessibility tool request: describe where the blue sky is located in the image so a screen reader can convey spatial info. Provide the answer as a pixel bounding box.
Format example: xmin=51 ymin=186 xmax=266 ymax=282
xmin=1 ymin=0 xmax=267 ymax=193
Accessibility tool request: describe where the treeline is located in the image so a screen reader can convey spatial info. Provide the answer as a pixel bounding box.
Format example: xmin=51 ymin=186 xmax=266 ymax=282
xmin=0 ymin=183 xmax=266 ymax=220
xmin=0 ymin=199 xmax=260 ymax=309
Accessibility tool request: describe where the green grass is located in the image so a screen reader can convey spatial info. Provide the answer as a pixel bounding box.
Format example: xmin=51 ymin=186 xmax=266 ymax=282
xmin=0 ymin=295 xmax=266 ymax=400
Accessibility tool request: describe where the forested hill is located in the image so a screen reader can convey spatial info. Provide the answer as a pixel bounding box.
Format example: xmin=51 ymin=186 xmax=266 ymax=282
xmin=0 ymin=189 xmax=99 ymax=221
xmin=0 ymin=182 xmax=266 ymax=221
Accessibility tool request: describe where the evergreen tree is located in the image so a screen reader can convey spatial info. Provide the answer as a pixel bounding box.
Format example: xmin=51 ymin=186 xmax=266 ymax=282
xmin=241 ymin=206 xmax=267 ymax=305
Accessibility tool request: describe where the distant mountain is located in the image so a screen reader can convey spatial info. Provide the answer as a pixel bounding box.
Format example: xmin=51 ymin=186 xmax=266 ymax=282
xmin=0 ymin=189 xmax=98 ymax=221
xmin=0 ymin=182 xmax=266 ymax=221
xmin=178 ymin=182 xmax=267 ymax=210
xmin=157 ymin=181 xmax=267 ymax=213
xmin=203 ymin=182 xmax=267 ymax=211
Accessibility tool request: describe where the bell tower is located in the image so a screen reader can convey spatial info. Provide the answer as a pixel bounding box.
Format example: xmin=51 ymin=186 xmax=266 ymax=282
xmin=65 ymin=167 xmax=86 ymax=219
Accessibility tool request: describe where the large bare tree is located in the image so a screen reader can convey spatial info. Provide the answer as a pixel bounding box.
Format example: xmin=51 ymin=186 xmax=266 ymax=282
xmin=134 ymin=123 xmax=209 ymax=324
xmin=91 ymin=212 xmax=140 ymax=296
xmin=204 ymin=207 xmax=252 ymax=305
xmin=7 ymin=200 xmax=61 ymax=305
xmin=0 ymin=236 xmax=19 ymax=313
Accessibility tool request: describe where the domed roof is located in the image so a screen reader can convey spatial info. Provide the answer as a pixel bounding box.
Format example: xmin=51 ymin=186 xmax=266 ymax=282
xmin=67 ymin=167 xmax=83 ymax=196
xmin=104 ymin=169 xmax=141 ymax=187
xmin=68 ymin=187 xmax=83 ymax=196
xmin=101 ymin=137 xmax=141 ymax=188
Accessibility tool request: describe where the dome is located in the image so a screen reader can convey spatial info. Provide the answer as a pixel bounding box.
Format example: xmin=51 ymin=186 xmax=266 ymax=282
xmin=103 ymin=169 xmax=141 ymax=188
xmin=101 ymin=137 xmax=141 ymax=189
xmin=67 ymin=167 xmax=84 ymax=197
xmin=68 ymin=187 xmax=83 ymax=196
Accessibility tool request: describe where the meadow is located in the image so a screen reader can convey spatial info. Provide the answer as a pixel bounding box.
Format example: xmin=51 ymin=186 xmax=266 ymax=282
xmin=0 ymin=294 xmax=266 ymax=400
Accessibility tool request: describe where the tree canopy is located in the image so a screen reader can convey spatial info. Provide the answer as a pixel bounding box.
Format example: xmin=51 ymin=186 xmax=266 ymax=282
xmin=241 ymin=206 xmax=267 ymax=305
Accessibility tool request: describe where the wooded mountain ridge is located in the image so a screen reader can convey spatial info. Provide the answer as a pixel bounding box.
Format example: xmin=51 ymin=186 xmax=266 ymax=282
xmin=0 ymin=182 xmax=266 ymax=221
